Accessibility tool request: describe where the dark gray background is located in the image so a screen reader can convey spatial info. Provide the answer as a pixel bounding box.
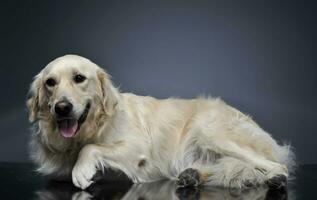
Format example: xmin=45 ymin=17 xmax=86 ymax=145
xmin=0 ymin=0 xmax=316 ymax=164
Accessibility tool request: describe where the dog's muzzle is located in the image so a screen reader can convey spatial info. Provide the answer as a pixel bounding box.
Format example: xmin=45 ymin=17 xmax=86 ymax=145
xmin=56 ymin=102 xmax=91 ymax=138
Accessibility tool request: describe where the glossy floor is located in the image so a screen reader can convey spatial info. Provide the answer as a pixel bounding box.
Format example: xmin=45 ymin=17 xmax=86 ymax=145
xmin=0 ymin=163 xmax=315 ymax=199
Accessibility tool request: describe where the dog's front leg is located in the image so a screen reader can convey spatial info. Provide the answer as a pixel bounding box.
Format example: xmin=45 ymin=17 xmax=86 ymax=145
xmin=72 ymin=143 xmax=127 ymax=189
xmin=72 ymin=144 xmax=104 ymax=189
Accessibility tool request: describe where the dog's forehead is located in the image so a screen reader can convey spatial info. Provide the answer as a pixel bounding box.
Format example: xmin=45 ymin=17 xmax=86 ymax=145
xmin=44 ymin=55 xmax=98 ymax=76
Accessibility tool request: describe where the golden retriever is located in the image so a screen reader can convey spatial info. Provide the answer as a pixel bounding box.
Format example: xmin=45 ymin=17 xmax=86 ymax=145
xmin=27 ymin=55 xmax=294 ymax=190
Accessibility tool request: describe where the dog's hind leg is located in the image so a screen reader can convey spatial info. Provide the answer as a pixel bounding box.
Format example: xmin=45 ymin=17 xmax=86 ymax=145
xmin=177 ymin=156 xmax=284 ymax=189
xmin=176 ymin=138 xmax=288 ymax=189
xmin=206 ymin=139 xmax=289 ymax=185
xmin=196 ymin=157 xmax=267 ymax=188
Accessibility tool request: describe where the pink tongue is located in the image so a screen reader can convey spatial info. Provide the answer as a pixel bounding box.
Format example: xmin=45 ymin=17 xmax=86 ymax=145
xmin=58 ymin=119 xmax=78 ymax=138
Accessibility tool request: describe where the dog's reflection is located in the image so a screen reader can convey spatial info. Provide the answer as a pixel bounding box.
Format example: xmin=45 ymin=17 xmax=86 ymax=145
xmin=122 ymin=181 xmax=288 ymax=200
xmin=35 ymin=180 xmax=289 ymax=200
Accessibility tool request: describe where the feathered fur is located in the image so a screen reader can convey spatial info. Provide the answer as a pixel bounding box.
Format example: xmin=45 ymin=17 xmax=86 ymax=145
xmin=27 ymin=55 xmax=295 ymax=189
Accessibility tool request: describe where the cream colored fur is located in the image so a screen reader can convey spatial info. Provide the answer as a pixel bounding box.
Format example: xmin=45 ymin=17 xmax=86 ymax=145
xmin=27 ymin=55 xmax=294 ymax=190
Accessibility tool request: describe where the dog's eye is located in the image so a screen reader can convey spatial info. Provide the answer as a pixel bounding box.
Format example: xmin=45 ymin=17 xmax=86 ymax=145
xmin=74 ymin=74 xmax=86 ymax=83
xmin=45 ymin=78 xmax=56 ymax=87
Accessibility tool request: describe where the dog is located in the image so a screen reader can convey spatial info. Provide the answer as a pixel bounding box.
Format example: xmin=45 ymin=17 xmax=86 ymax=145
xmin=27 ymin=55 xmax=294 ymax=190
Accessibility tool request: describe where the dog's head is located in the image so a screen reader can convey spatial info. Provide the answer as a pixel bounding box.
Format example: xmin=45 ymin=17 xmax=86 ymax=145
xmin=26 ymin=55 xmax=118 ymax=139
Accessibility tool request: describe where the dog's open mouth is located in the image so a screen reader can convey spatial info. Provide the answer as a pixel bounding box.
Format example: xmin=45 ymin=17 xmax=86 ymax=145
xmin=57 ymin=102 xmax=91 ymax=138
xmin=57 ymin=119 xmax=78 ymax=138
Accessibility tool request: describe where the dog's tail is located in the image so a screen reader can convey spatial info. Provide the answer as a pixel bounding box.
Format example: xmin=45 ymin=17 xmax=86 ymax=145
xmin=274 ymin=143 xmax=296 ymax=175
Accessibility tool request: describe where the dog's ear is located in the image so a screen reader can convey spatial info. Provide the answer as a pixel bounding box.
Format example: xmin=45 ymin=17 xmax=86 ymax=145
xmin=26 ymin=73 xmax=45 ymax=123
xmin=97 ymin=68 xmax=118 ymax=116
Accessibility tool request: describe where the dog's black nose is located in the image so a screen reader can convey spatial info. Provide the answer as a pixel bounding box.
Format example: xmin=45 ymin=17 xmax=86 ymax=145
xmin=55 ymin=100 xmax=73 ymax=116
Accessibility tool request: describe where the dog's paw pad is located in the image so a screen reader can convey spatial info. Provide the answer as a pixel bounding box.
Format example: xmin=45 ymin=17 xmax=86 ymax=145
xmin=266 ymin=175 xmax=287 ymax=190
xmin=177 ymin=168 xmax=200 ymax=188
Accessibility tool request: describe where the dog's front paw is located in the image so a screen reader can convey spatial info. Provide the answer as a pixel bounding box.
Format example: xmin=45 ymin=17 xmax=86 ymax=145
xmin=72 ymin=163 xmax=96 ymax=190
